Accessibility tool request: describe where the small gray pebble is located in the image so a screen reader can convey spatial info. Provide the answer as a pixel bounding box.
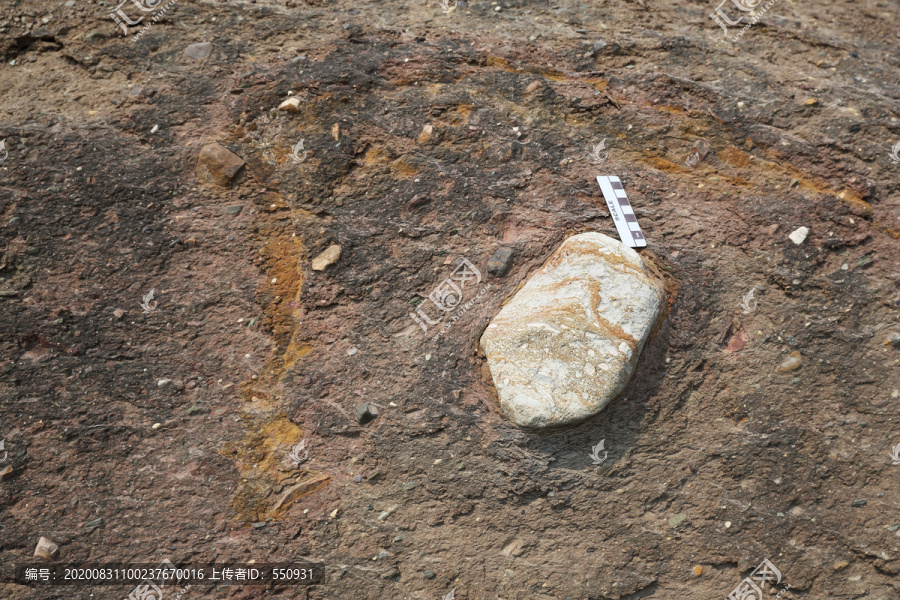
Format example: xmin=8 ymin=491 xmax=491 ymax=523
xmin=487 ymin=247 xmax=515 ymax=277
xmin=356 ymin=402 xmax=379 ymax=426
xmin=184 ymin=42 xmax=213 ymax=60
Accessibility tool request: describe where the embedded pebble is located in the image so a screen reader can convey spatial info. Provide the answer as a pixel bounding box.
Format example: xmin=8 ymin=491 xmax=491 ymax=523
xmin=196 ymin=143 xmax=245 ymax=187
xmin=311 ymin=244 xmax=342 ymax=271
xmin=417 ymin=124 xmax=434 ymax=144
xmin=279 ymin=97 xmax=301 ymax=112
xmin=777 ymin=351 xmax=802 ymax=372
xmin=789 ymin=226 xmax=809 ymax=245
xmin=356 ymin=402 xmax=379 ymax=426
xmin=184 ymin=42 xmax=213 ymax=60
xmin=34 ymin=537 xmax=58 ymax=560
xmin=487 ymin=247 xmax=515 ymax=277
xmin=480 ymin=233 xmax=666 ymax=428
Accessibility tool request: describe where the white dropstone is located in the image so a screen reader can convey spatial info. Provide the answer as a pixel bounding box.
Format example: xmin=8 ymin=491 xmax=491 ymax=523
xmin=480 ymin=232 xmax=666 ymax=428
xmin=278 ymin=97 xmax=301 ymax=112
xmin=788 ymin=226 xmax=809 ymax=245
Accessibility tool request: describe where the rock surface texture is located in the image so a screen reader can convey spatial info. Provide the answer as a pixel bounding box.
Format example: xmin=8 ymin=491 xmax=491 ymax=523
xmin=481 ymin=232 xmax=666 ymax=428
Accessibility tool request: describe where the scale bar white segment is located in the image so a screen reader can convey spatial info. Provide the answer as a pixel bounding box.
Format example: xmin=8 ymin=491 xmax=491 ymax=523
xmin=596 ymin=175 xmax=646 ymax=248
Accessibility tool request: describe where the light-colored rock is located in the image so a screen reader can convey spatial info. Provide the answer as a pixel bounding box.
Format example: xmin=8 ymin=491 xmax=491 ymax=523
xmin=789 ymin=226 xmax=809 ymax=245
xmin=311 ymin=244 xmax=342 ymax=271
xmin=417 ymin=124 xmax=434 ymax=144
xmin=278 ymin=97 xmax=301 ymax=112
xmin=184 ymin=42 xmax=212 ymax=60
xmin=196 ymin=143 xmax=245 ymax=187
xmin=886 ymin=332 xmax=900 ymax=348
xmin=34 ymin=537 xmax=58 ymax=560
xmin=480 ymin=232 xmax=666 ymax=428
xmin=777 ymin=351 xmax=802 ymax=372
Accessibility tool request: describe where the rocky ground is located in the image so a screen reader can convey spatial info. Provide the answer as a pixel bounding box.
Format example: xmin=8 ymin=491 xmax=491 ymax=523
xmin=1 ymin=0 xmax=899 ymax=598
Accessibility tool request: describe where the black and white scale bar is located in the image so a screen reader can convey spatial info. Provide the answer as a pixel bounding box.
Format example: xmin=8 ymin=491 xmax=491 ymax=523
xmin=596 ymin=175 xmax=647 ymax=248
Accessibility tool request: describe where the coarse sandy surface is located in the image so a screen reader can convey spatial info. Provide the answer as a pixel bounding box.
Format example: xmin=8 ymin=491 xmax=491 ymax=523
xmin=1 ymin=0 xmax=899 ymax=598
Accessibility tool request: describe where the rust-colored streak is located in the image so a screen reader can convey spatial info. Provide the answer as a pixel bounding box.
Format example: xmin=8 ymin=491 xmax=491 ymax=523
xmin=217 ymin=187 xmax=331 ymax=523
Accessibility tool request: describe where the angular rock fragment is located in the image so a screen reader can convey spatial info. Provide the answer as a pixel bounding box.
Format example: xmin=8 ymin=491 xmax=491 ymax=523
xmin=487 ymin=247 xmax=514 ymax=277
xmin=789 ymin=226 xmax=809 ymax=245
xmin=480 ymin=232 xmax=666 ymax=428
xmin=356 ymin=402 xmax=379 ymax=425
xmin=311 ymin=244 xmax=342 ymax=271
xmin=34 ymin=536 xmax=58 ymax=560
xmin=278 ymin=97 xmax=301 ymax=112
xmin=196 ymin=143 xmax=245 ymax=187
xmin=184 ymin=42 xmax=213 ymax=60
xmin=418 ymin=124 xmax=434 ymax=144
xmin=685 ymin=139 xmax=710 ymax=168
